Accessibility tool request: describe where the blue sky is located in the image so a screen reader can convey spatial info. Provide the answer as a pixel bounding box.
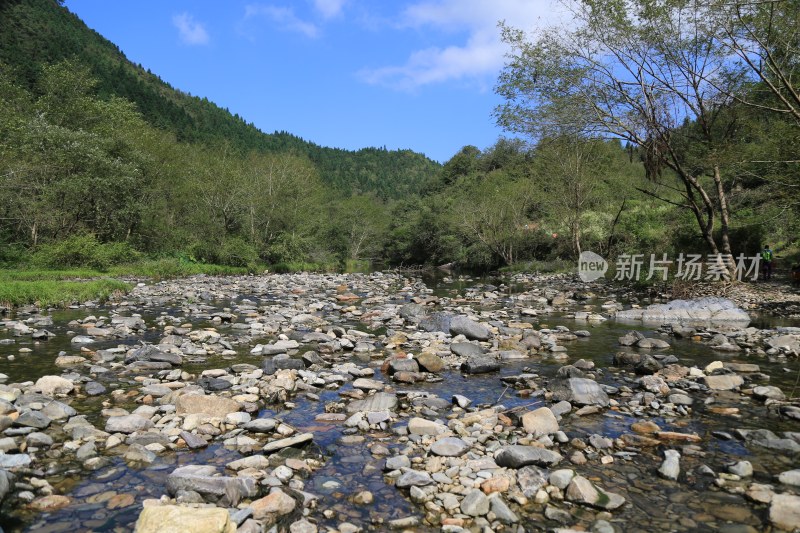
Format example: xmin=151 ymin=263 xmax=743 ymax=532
xmin=65 ymin=0 xmax=568 ymax=163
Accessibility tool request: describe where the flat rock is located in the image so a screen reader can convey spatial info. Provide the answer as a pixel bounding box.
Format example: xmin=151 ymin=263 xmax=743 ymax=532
xmin=461 ymin=356 xmax=500 ymax=374
xmin=176 ymin=394 xmax=240 ymax=418
xmin=250 ymin=489 xmax=296 ymax=519
xmin=346 ymin=392 xmax=398 ymax=414
xmin=495 ymin=446 xmax=563 ymax=468
xmin=262 ymin=432 xmax=313 ymax=454
xmin=408 ymin=417 xmax=447 ymax=436
xmin=105 ymin=415 xmax=154 ymax=434
xmin=460 ymin=489 xmax=490 ymax=516
xmin=450 ymin=342 xmax=485 ymax=358
xmin=703 ymin=374 xmax=744 ymax=391
xmin=396 ymin=470 xmax=434 ymax=488
xmin=430 ymin=437 xmax=470 ymax=457
xmin=134 ymin=505 xmax=236 ymax=533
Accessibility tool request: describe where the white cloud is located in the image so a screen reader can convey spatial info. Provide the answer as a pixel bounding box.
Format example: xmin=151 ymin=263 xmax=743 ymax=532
xmin=359 ymin=0 xmax=571 ymax=91
xmin=172 ymin=12 xmax=210 ymax=45
xmin=244 ymin=4 xmax=320 ymax=38
xmin=313 ymin=0 xmax=347 ymax=19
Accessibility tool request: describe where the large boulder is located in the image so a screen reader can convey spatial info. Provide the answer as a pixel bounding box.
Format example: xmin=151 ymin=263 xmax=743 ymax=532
xmin=450 ymin=316 xmax=491 ymax=341
xmin=166 ymin=465 xmax=257 ymax=502
xmin=461 ymin=356 xmax=500 ymax=375
xmin=134 ymin=505 xmax=236 ymax=533
xmin=615 ymin=297 xmax=750 ymax=326
xmin=769 ymin=493 xmax=800 ymax=531
xmin=566 ymin=475 xmax=626 ymax=510
xmin=550 ymin=378 xmax=610 ymax=406
xmin=105 ymin=415 xmax=154 ymax=434
xmin=521 ymin=407 xmax=559 ymax=438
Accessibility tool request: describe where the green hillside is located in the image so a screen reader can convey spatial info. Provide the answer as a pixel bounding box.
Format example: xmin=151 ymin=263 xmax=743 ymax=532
xmin=0 ymin=0 xmax=439 ymax=199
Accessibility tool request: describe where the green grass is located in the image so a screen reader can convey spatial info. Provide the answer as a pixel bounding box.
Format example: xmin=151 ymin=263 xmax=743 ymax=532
xmin=0 ymin=278 xmax=132 ymax=307
xmin=269 ymin=261 xmax=340 ymax=273
xmin=106 ymin=258 xmax=254 ymax=279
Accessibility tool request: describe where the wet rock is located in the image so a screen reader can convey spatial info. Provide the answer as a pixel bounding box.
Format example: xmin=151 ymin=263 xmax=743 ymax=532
xmin=489 ymin=494 xmax=519 ymax=523
xmin=495 ymin=445 xmax=563 ymax=468
xmin=658 ymin=450 xmax=681 ymax=480
xmin=430 ymin=437 xmax=469 ymax=457
xmin=124 ymin=443 xmax=156 ymax=464
xmin=450 ymin=316 xmax=491 ymax=341
xmin=452 ymin=395 xmax=472 ymax=409
xmin=566 ymin=475 xmax=626 ymax=510
xmin=346 ymin=392 xmax=398 ymax=414
xmin=517 ymin=465 xmax=549 ymax=497
xmin=549 ymin=469 xmax=575 ymax=489
xmin=244 ymin=418 xmax=277 ymax=433
xmin=419 ymin=312 xmax=453 ymax=333
xmin=134 ymin=505 xmax=236 ymax=533
xmin=550 ymin=378 xmax=610 ymax=406
xmin=15 ymin=410 xmax=51 ymax=429
xmin=461 ymin=356 xmax=500 ymax=374
xmin=84 ymin=382 xmax=107 ymax=396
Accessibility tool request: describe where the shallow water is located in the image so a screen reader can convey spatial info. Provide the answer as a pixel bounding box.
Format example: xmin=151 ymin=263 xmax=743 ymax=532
xmin=1 ymin=276 xmax=799 ymax=532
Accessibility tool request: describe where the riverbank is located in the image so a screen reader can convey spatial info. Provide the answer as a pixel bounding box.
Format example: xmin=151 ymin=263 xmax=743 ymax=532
xmin=0 ymin=271 xmax=798 ymax=532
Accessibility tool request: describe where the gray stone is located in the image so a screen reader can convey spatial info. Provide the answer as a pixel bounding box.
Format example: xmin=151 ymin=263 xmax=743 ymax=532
xmin=461 ymin=356 xmax=500 ymax=374
xmin=166 ymin=465 xmax=258 ymax=501
xmin=396 ymin=470 xmax=433 ymax=488
xmin=105 ymin=415 xmax=154 ymax=434
xmin=517 ymin=465 xmax=549 ymax=497
xmin=728 ymin=460 xmax=753 ymax=477
xmin=0 ymin=453 xmax=31 ymax=468
xmin=615 ymin=297 xmax=750 ymax=325
xmin=244 ymin=418 xmax=277 ymax=433
xmin=450 ymin=342 xmax=485 ymax=358
xmin=180 ymin=431 xmax=208 ymax=449
xmin=346 ymin=393 xmax=398 ymax=414
xmin=385 ymin=455 xmax=411 ymax=471
xmin=495 ymin=445 xmax=563 ymax=468
xmin=84 ymin=382 xmax=107 ymax=396
xmin=566 ymin=475 xmax=626 ymax=510
xmin=550 ymin=378 xmax=610 ymax=406
xmin=430 ymin=437 xmax=470 ymax=457
xmin=489 ymin=494 xmax=519 ymax=524
xmin=14 ymin=410 xmax=51 ymax=429
xmin=262 ymin=432 xmax=313 ymax=453
xmin=407 ymin=417 xmax=447 ymax=436
xmin=460 ymin=489 xmax=490 ymax=516
xmin=450 ymin=316 xmax=491 ymax=341
xmin=549 ymin=469 xmax=575 ymax=489
xmin=388 ymin=358 xmax=419 ymax=374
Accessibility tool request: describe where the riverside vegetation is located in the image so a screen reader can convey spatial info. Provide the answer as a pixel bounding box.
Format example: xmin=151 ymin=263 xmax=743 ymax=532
xmin=1 ymin=1 xmax=800 ymax=531
xmin=2 ymin=0 xmax=799 ymax=288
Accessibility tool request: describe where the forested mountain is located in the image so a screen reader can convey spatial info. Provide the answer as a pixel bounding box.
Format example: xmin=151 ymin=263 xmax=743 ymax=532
xmin=0 ymin=0 xmax=439 ymax=199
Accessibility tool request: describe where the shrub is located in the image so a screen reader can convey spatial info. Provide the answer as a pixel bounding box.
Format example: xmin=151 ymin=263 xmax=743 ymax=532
xmin=31 ymin=234 xmax=140 ymax=271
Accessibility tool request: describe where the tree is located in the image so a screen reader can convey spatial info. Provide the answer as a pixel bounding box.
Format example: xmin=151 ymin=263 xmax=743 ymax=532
xmin=532 ymin=137 xmax=620 ymax=257
xmin=709 ymin=0 xmax=800 ymax=125
xmin=495 ymin=0 xmax=745 ymax=264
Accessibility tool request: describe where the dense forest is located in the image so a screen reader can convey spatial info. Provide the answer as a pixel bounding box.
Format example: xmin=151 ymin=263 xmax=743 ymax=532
xmin=0 ymin=0 xmax=798 ymax=275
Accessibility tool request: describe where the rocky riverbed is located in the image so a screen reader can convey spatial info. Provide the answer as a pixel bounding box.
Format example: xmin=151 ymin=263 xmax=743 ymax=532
xmin=0 ymin=272 xmax=799 ymax=533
